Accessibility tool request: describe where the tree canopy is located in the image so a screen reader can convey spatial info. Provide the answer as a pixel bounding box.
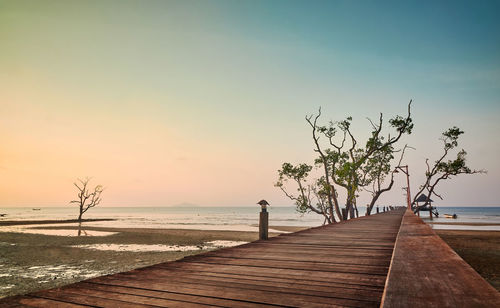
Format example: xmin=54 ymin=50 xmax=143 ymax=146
xmin=412 ymin=127 xmax=485 ymax=211
xmin=277 ymin=102 xmax=485 ymax=223
xmin=276 ymin=101 xmax=413 ymax=223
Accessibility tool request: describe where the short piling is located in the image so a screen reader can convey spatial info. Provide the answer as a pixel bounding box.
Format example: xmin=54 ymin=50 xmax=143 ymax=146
xmin=259 ymin=210 xmax=268 ymax=240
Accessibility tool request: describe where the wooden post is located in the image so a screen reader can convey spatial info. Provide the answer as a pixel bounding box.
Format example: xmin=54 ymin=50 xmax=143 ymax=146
xmin=429 ymin=206 xmax=433 ymax=220
xmin=376 ymin=207 xmax=379 ymax=214
xmin=259 ymin=210 xmax=268 ymax=240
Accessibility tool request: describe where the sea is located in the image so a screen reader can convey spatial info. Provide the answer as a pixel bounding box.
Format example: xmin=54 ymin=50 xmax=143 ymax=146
xmin=1 ymin=206 xmax=499 ymax=233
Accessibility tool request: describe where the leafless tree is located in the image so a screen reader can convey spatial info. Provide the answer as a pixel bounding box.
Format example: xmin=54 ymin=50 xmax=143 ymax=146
xmin=70 ymin=177 xmax=104 ymax=222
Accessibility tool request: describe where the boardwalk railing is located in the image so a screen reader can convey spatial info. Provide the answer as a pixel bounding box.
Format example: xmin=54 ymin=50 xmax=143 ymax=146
xmin=381 ymin=209 xmax=500 ymax=307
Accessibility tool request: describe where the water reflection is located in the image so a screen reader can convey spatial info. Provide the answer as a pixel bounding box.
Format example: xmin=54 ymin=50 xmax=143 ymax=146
xmin=71 ymin=240 xmax=248 ymax=252
xmin=0 ymin=224 xmax=117 ymax=236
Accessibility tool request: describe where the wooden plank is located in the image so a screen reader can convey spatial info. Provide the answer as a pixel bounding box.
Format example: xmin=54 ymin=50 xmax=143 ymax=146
xmin=160 ymin=267 xmax=385 ymax=290
xmin=179 ymin=256 xmax=389 ymax=275
xmin=31 ymin=288 xmax=157 ymax=308
xmin=94 ymin=268 xmax=384 ymax=301
xmin=261 ymin=239 xmax=396 ymax=247
xmin=0 ymin=295 xmax=89 ymax=308
xmin=197 ymin=251 xmax=392 ymax=266
xmin=41 ymin=284 xmax=220 ymax=308
xmin=151 ymin=262 xmax=389 ymax=286
xmin=87 ymin=274 xmax=379 ymax=307
xmin=227 ymin=243 xmax=395 ymax=254
xmin=381 ymin=209 xmax=500 ymax=308
xmin=79 ymin=281 xmax=272 ymax=308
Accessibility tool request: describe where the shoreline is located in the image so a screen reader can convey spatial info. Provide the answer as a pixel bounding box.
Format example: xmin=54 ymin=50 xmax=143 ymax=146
xmin=428 ymin=222 xmax=500 ymax=226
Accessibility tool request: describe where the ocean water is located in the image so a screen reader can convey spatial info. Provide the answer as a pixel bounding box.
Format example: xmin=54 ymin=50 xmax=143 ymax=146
xmin=0 ymin=206 xmax=325 ymax=232
xmin=421 ymin=206 xmax=500 ymax=231
xmin=1 ymin=206 xmax=499 ymax=232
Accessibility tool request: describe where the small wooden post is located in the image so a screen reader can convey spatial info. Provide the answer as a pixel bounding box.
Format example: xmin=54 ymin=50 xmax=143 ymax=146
xmin=429 ymin=206 xmax=433 ymax=220
xmin=257 ymin=200 xmax=269 ymax=240
xmin=259 ymin=210 xmax=268 ymax=240
xmin=376 ymin=207 xmax=379 ymax=214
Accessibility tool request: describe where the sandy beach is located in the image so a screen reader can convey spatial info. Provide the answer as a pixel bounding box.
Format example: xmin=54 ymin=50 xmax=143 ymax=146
xmin=0 ymin=221 xmax=498 ymax=299
xmin=0 ymin=222 xmax=304 ymax=298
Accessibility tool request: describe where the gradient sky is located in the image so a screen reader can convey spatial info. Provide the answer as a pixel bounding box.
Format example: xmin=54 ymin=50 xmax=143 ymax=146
xmin=1 ymin=0 xmax=499 ymax=207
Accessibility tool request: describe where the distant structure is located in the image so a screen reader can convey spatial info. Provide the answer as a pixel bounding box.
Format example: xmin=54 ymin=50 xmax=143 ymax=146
xmin=414 ymin=194 xmax=439 ymax=218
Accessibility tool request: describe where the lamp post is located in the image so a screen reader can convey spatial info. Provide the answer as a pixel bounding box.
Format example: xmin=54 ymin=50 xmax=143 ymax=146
xmin=395 ymin=165 xmax=412 ymax=210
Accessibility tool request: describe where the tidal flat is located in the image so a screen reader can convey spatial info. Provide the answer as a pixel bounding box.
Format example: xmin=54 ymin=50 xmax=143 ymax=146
xmin=0 ymin=224 xmax=300 ymax=298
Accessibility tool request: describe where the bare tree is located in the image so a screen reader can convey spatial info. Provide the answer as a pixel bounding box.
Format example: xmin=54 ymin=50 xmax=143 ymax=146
xmin=70 ymin=177 xmax=104 ymax=222
xmin=412 ymin=127 xmax=485 ymax=211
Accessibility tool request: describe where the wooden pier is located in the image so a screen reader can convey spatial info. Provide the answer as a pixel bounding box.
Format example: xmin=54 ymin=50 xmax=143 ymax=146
xmin=2 ymin=209 xmax=499 ymax=307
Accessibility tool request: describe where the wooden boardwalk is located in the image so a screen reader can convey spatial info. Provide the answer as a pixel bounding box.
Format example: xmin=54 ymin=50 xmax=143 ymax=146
xmin=3 ymin=208 xmax=499 ymax=307
xmin=2 ymin=210 xmax=405 ymax=307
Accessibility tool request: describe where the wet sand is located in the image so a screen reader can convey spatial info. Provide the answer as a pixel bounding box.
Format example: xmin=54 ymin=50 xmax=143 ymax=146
xmin=0 ymin=218 xmax=115 ymax=226
xmin=430 ymin=222 xmax=500 ymax=226
xmin=0 ymin=224 xmax=294 ymax=298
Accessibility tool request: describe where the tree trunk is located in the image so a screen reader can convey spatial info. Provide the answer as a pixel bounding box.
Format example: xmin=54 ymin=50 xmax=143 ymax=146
xmin=366 ymin=192 xmax=382 ymax=216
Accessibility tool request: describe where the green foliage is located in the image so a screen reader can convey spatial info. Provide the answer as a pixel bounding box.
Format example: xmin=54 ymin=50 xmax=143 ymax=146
xmin=277 ymin=162 xmax=312 ymax=183
xmin=442 ymin=126 xmax=464 ymax=149
xmin=389 ymin=115 xmax=413 ymax=134
xmin=436 ymin=150 xmax=471 ymax=175
xmin=275 ymin=163 xmax=313 ymax=214
xmin=413 ymin=127 xmax=484 ymax=209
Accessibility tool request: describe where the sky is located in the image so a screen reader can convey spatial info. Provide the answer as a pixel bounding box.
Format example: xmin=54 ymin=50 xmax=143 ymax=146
xmin=1 ymin=0 xmax=499 ymax=207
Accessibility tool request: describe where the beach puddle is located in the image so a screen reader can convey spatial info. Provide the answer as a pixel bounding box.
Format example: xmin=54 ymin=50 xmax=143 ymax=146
xmin=71 ymin=240 xmax=247 ymax=252
xmin=205 ymin=240 xmax=247 ymax=248
xmin=0 ymin=225 xmax=116 ymax=237
xmin=72 ymin=244 xmax=202 ymax=252
xmin=26 ymin=229 xmax=117 ymax=236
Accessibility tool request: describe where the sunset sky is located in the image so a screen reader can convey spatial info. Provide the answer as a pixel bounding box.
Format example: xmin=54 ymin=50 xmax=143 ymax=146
xmin=1 ymin=0 xmax=499 ymax=207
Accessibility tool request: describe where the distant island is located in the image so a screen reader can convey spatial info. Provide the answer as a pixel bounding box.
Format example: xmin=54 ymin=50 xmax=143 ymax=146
xmin=170 ymin=202 xmax=200 ymax=208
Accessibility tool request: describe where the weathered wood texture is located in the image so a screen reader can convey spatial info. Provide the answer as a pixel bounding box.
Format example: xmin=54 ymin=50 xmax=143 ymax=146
xmin=381 ymin=209 xmax=500 ymax=308
xmin=259 ymin=211 xmax=269 ymax=240
xmin=1 ymin=210 xmax=405 ymax=307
